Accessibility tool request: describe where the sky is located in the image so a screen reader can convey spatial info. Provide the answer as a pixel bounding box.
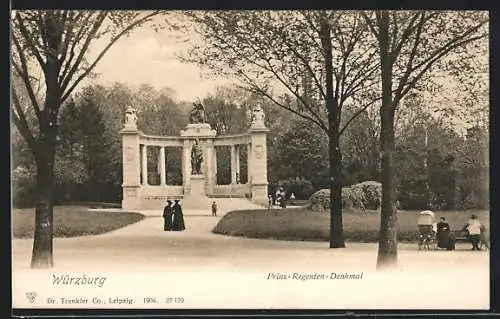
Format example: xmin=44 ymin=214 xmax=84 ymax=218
xmin=78 ymin=20 xmax=233 ymax=102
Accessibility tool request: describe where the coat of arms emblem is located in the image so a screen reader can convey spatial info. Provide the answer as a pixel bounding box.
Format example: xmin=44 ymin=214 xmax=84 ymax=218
xmin=26 ymin=291 xmax=37 ymax=303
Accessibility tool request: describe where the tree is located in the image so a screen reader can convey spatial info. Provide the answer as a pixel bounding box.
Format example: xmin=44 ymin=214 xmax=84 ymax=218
xmin=362 ymin=10 xmax=488 ymax=268
xmin=202 ymin=86 xmax=251 ymax=135
xmin=11 ymin=10 xmax=163 ymax=268
xmin=340 ymin=106 xmax=380 ymax=184
xmin=270 ymin=117 xmax=329 ymax=188
xmin=184 ymin=11 xmax=380 ymax=248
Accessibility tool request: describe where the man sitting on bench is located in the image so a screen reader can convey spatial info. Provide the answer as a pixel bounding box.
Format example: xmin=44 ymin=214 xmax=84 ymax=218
xmin=463 ymin=214 xmax=484 ymax=251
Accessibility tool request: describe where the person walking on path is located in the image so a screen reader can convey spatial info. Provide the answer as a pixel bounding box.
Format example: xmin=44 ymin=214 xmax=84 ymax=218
xmin=163 ymin=200 xmax=173 ymax=231
xmin=172 ymin=200 xmax=186 ymax=231
xmin=211 ymin=201 xmax=218 ymax=217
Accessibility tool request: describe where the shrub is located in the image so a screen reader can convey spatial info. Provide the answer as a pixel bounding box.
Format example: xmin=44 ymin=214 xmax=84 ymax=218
xmin=352 ymin=181 xmax=381 ymax=210
xmin=12 ymin=166 xmax=36 ymax=208
xmin=278 ymin=177 xmax=315 ymax=200
xmin=342 ymin=186 xmax=365 ymax=211
xmin=309 ymin=181 xmax=381 ymax=212
xmin=310 ymin=189 xmax=330 ymax=211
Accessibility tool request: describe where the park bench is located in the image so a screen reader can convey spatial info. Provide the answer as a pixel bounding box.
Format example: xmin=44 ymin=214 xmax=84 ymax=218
xmin=450 ymin=229 xmax=489 ymax=250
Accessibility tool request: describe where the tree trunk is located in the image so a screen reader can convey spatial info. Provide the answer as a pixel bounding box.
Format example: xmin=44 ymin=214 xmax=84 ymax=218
xmin=31 ymin=45 xmax=60 ymax=267
xmin=319 ymin=15 xmax=345 ymax=248
xmin=376 ymin=11 xmax=398 ymax=269
xmin=329 ymin=132 xmax=345 ymax=248
xmin=31 ymin=113 xmax=57 ymax=268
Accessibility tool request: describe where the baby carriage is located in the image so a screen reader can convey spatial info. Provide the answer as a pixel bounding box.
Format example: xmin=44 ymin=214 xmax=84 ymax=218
xmin=417 ymin=210 xmax=437 ymax=250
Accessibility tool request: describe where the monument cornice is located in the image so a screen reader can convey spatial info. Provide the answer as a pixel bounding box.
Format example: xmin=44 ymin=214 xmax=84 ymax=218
xmin=249 ymin=127 xmax=270 ymax=133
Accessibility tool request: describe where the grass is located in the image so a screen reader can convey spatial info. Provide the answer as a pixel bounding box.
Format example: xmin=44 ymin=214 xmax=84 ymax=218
xmin=212 ymin=208 xmax=490 ymax=243
xmin=13 ymin=206 xmax=145 ymax=239
xmin=288 ymin=199 xmax=310 ymax=206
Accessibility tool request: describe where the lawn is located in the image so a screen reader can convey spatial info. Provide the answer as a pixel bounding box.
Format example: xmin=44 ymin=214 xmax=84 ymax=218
xmin=212 ymin=208 xmax=490 ymax=243
xmin=13 ymin=206 xmax=145 ymax=239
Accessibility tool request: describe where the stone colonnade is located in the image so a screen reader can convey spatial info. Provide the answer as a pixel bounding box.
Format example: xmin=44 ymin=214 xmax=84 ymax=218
xmin=120 ymin=120 xmax=269 ymax=210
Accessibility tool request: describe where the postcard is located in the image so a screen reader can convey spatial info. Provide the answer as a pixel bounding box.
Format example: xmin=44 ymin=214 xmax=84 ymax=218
xmin=11 ymin=9 xmax=490 ymax=310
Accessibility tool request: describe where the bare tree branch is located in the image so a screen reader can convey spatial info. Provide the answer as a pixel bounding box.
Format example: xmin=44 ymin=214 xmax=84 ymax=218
xmin=12 ymin=88 xmax=38 ymax=152
xmin=59 ymin=12 xmax=107 ymax=94
xmin=339 ymin=96 xmax=382 ymax=135
xmin=15 ymin=14 xmax=46 ymax=69
xmin=239 ymin=71 xmax=328 ymax=133
xmin=11 ymin=34 xmax=42 ymax=118
xmin=61 ymin=11 xmax=160 ymax=103
xmin=392 ymin=13 xmax=426 ymax=107
xmin=59 ymin=12 xmax=94 ymax=84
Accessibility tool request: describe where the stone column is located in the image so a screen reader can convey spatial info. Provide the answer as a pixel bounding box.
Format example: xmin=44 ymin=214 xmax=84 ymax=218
xmin=121 ymin=129 xmax=142 ymax=210
xmin=141 ymin=144 xmax=148 ymax=186
xmin=230 ymin=145 xmax=237 ymax=184
xmin=249 ymin=127 xmax=270 ymax=206
xmin=159 ymin=146 xmax=166 ymax=186
xmin=213 ymin=146 xmax=218 ymax=186
xmin=182 ymin=139 xmax=192 ymax=195
xmin=204 ymin=139 xmax=214 ymax=195
xmin=247 ymin=142 xmax=252 ymax=185
xmin=235 ymin=145 xmax=240 ymax=184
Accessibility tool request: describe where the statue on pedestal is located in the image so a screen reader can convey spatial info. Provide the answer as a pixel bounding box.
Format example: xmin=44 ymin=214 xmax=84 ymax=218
xmin=251 ymin=105 xmax=266 ymax=128
xmin=189 ymin=99 xmax=206 ymax=124
xmin=124 ymin=106 xmax=137 ymax=129
xmin=191 ymin=138 xmax=203 ymax=174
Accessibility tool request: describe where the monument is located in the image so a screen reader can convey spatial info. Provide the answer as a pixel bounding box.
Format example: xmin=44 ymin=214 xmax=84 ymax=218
xmin=120 ymin=101 xmax=270 ymax=210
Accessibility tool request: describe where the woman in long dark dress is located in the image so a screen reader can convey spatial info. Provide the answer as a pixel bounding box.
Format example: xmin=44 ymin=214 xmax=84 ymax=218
xmin=163 ymin=200 xmax=173 ymax=231
xmin=437 ymin=216 xmax=453 ymax=250
xmin=172 ymin=200 xmax=186 ymax=231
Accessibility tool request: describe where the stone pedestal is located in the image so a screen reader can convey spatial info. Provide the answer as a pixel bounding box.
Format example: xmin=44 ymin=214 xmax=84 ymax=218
xmin=121 ymin=128 xmax=142 ymax=210
xmin=180 ymin=123 xmax=217 ymax=137
xmin=182 ymin=174 xmax=212 ymax=212
xmin=189 ymin=174 xmax=205 ymax=196
xmin=249 ymin=127 xmax=270 ymax=206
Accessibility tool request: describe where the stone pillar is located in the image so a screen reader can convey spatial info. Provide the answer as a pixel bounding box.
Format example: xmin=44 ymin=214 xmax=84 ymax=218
xmin=182 ymin=139 xmax=192 ymax=195
xmin=249 ymin=128 xmax=269 ymax=206
xmin=204 ymin=139 xmax=214 ymax=195
xmin=213 ymin=146 xmax=218 ymax=186
xmin=141 ymin=144 xmax=148 ymax=185
xmin=235 ymin=145 xmax=240 ymax=184
xmin=230 ymin=145 xmax=237 ymax=184
xmin=247 ymin=142 xmax=252 ymax=185
xmin=159 ymin=146 xmax=166 ymax=186
xmin=121 ymin=128 xmax=141 ymax=210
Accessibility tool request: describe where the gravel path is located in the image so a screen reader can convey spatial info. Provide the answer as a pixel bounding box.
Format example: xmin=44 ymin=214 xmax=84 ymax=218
xmin=12 ymin=213 xmax=490 ymax=309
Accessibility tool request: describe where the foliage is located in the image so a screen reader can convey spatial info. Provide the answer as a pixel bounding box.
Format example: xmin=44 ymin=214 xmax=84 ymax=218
xmin=11 ymin=10 xmax=166 ymax=267
xmin=202 ymin=86 xmax=251 ymax=135
xmin=351 ymin=181 xmax=382 ymax=210
xmin=184 ymin=10 xmax=383 ymax=247
xmin=310 ymin=181 xmax=382 ymax=212
xmin=274 ymin=177 xmax=315 ymax=200
xmin=12 ymin=166 xmax=37 ymax=208
xmin=340 ymin=107 xmax=380 ymax=183
xmin=362 ymin=10 xmax=488 ymax=267
xmin=213 ymin=208 xmax=489 ymax=243
xmin=269 ymin=117 xmax=329 ymax=189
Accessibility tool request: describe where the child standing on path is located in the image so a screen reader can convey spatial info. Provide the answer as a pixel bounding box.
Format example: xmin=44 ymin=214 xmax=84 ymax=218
xmin=212 ymin=201 xmax=217 ymax=217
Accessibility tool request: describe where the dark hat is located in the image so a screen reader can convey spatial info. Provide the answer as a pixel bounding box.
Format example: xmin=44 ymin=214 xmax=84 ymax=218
xmin=167 ymin=199 xmax=172 ymax=203
xmin=440 ymin=217 xmax=445 ymax=220
xmin=174 ymin=199 xmax=180 ymax=203
xmin=471 ymin=214 xmax=477 ymax=219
